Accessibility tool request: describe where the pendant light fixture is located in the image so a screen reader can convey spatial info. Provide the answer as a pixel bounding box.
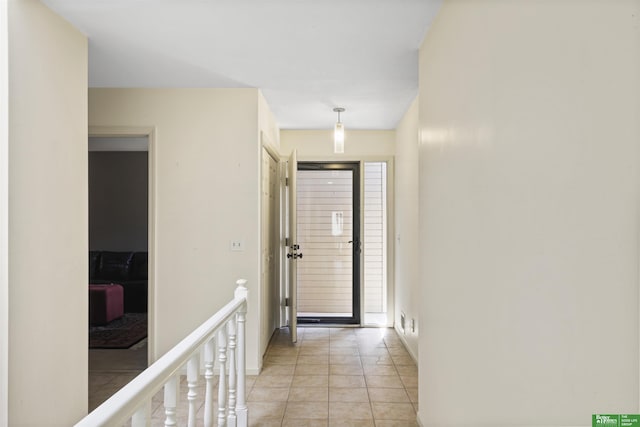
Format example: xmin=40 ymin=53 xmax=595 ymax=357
xmin=333 ymin=107 xmax=345 ymax=154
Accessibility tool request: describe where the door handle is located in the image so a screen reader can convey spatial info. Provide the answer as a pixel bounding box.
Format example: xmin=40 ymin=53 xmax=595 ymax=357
xmin=287 ymin=244 xmax=303 ymax=259
xmin=348 ymin=239 xmax=362 ymax=254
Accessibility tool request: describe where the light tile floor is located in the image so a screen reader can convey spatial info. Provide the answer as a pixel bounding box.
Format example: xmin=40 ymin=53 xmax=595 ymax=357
xmin=89 ymin=327 xmax=419 ymax=426
xmin=89 ymin=340 xmax=148 ymax=411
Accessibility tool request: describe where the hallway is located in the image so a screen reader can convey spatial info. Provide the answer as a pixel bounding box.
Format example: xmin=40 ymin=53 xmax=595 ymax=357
xmin=247 ymin=326 xmax=418 ymax=426
xmin=89 ymin=327 xmax=419 ymax=426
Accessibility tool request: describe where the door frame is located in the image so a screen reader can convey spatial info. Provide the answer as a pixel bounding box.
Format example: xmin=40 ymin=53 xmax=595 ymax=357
xmin=0 ymin=4 xmax=8 ymax=423
xmin=280 ymin=155 xmax=395 ymax=329
xmin=88 ymin=126 xmax=156 ymax=364
xmin=259 ymin=134 xmax=282 ymax=355
xmin=296 ymin=161 xmax=361 ymax=325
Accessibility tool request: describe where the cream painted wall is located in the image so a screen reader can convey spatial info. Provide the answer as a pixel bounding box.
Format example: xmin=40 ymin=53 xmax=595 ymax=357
xmin=89 ymin=88 xmax=266 ymax=373
xmin=0 ymin=1 xmax=8 ymax=426
xmin=280 ymin=130 xmax=394 ymax=159
xmin=418 ymin=0 xmax=640 ymax=425
xmin=8 ymin=0 xmax=88 ymax=425
xmin=394 ymin=97 xmax=419 ymax=361
xmin=259 ymin=91 xmax=280 ymax=152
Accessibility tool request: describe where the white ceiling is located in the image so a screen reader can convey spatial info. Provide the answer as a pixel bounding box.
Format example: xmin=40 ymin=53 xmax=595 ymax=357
xmin=41 ymin=0 xmax=441 ymax=130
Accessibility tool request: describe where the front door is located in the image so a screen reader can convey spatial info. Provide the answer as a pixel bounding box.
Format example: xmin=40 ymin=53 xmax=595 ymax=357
xmin=296 ymin=162 xmax=361 ymax=325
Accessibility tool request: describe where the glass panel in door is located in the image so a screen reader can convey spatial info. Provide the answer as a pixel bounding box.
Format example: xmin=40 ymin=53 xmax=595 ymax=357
xmin=296 ymin=163 xmax=360 ymax=324
xmin=363 ymin=161 xmax=388 ymax=326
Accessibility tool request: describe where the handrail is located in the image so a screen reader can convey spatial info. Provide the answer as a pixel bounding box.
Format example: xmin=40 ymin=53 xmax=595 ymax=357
xmin=76 ymin=279 xmax=248 ymax=427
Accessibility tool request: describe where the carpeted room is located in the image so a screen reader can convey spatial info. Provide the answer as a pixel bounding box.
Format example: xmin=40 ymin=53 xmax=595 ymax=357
xmin=88 ymin=139 xmax=150 ymax=396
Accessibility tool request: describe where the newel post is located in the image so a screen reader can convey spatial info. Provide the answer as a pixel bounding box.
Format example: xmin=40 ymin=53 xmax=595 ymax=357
xmin=234 ymin=279 xmax=248 ymax=427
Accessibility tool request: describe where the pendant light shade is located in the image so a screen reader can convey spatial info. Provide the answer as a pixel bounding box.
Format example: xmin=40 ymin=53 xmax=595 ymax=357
xmin=333 ymin=107 xmax=345 ymax=154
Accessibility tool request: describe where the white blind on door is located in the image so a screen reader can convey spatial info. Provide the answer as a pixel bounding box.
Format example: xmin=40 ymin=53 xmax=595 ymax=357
xmin=296 ymin=170 xmax=353 ymax=315
xmin=364 ymin=162 xmax=387 ymax=314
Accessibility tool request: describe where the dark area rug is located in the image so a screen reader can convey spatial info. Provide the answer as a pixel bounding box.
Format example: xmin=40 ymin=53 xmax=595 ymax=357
xmin=89 ymin=313 xmax=147 ymax=349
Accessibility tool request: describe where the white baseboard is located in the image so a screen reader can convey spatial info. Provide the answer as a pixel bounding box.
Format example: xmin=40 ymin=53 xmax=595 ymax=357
xmin=416 ymin=414 xmax=585 ymax=427
xmin=393 ymin=324 xmax=418 ymax=365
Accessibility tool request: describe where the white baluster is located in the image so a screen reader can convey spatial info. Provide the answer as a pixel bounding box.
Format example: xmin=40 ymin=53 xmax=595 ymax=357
xmin=227 ymin=319 xmax=237 ymax=427
xmin=235 ymin=279 xmax=248 ymax=427
xmin=132 ymin=402 xmax=150 ymax=427
xmin=203 ymin=338 xmax=215 ymax=427
xmin=73 ymin=279 xmax=251 ymax=427
xmin=217 ymin=328 xmax=228 ymax=427
xmin=187 ymin=354 xmax=199 ymax=427
xmin=164 ymin=375 xmax=178 ymax=427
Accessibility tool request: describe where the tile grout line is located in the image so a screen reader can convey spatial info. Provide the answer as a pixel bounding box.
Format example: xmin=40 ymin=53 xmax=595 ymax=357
xmin=282 ymin=327 xmax=302 ymax=426
xmin=361 ymin=339 xmax=376 ymax=427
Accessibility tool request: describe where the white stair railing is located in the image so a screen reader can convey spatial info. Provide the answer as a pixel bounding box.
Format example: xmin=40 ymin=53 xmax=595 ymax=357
xmin=76 ymin=279 xmax=249 ymax=427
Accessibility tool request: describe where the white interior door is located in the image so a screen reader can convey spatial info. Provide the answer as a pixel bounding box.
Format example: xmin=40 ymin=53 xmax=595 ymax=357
xmin=287 ymin=149 xmax=298 ymax=343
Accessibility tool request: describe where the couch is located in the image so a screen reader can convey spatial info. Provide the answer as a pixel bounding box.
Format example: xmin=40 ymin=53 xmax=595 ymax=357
xmin=89 ymin=251 xmax=148 ymax=313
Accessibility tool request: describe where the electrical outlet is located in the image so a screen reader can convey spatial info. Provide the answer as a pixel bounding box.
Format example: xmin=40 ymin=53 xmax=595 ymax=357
xmin=400 ymin=312 xmax=406 ymax=333
xmin=230 ymin=240 xmax=244 ymax=251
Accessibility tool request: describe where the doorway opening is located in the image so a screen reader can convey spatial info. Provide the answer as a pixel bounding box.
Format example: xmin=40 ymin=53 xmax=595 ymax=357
xmin=284 ymin=156 xmax=392 ymax=337
xmin=87 ymin=135 xmax=151 ymax=410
